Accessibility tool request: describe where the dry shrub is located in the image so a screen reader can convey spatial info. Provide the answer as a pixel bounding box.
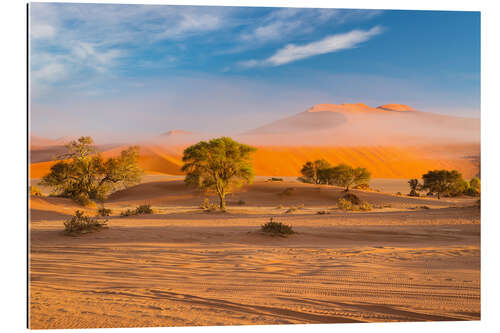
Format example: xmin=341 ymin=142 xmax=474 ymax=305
xmin=135 ymin=204 xmax=154 ymax=214
xmin=261 ymin=218 xmax=294 ymax=236
xmin=64 ymin=210 xmax=107 ymax=236
xmin=97 ymin=207 xmax=112 ymax=217
xmin=337 ymin=198 xmax=353 ymax=210
xmin=359 ymin=202 xmax=373 ymax=211
xmin=340 ymin=193 xmax=361 ymax=205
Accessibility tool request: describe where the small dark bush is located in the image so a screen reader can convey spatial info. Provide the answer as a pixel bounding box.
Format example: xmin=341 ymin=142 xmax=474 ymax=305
xmin=284 ymin=207 xmax=297 ymax=214
xmin=120 ymin=209 xmax=135 ymax=217
xmin=237 ymin=199 xmax=245 ymax=205
xmin=316 ymin=210 xmax=329 ymax=215
xmin=359 ymin=202 xmax=373 ymax=211
xmin=200 ymin=198 xmax=219 ymax=212
xmin=337 ymin=198 xmax=353 ymax=210
xmin=340 ymin=193 xmax=361 ymax=205
xmin=261 ymin=218 xmax=294 ymax=236
xmin=135 ymin=204 xmax=154 ymax=214
xmin=268 ymin=177 xmax=283 ymax=182
xmin=420 ymin=206 xmax=430 ymax=209
xmin=64 ymin=210 xmax=107 ymax=236
xmin=396 ymin=192 xmax=402 ymax=196
xmin=30 ymin=185 xmax=43 ymax=197
xmin=97 ymin=207 xmax=112 ymax=217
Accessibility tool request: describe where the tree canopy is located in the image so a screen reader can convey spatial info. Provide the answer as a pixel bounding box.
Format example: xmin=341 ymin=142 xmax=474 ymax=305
xmin=421 ymin=169 xmax=464 ymax=199
xmin=328 ymin=163 xmax=371 ymax=191
xmin=300 ymin=159 xmax=331 ymax=184
xmin=40 ymin=136 xmax=143 ymax=205
xmin=181 ymin=137 xmax=257 ymax=209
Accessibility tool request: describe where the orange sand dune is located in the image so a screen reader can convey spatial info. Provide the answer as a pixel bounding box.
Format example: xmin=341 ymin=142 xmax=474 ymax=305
xmin=253 ymin=145 xmax=479 ymax=179
xmin=30 ymin=143 xmax=479 ymax=180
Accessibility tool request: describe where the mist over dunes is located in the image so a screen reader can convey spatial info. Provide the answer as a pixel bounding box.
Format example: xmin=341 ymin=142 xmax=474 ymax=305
xmin=30 ymin=103 xmax=480 ymax=179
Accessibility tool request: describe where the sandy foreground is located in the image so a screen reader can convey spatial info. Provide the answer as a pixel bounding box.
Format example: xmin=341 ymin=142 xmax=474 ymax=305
xmin=29 ymin=179 xmax=480 ymax=329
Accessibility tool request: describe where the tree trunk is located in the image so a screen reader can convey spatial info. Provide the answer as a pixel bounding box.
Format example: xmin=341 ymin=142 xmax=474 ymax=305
xmin=218 ymin=192 xmax=226 ymax=210
xmin=437 ymin=192 xmax=441 ymax=200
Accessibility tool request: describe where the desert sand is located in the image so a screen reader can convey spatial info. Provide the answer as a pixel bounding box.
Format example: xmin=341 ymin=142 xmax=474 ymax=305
xmin=29 ymin=179 xmax=480 ymax=329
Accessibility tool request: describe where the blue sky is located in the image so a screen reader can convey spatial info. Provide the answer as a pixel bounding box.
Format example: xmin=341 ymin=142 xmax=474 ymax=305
xmin=29 ymin=3 xmax=480 ymax=142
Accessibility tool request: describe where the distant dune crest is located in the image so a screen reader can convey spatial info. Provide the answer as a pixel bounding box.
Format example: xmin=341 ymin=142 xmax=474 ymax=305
xmin=30 ymin=102 xmax=480 ymax=179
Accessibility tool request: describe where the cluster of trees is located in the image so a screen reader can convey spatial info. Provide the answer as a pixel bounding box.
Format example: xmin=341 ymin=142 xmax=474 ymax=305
xmin=41 ymin=136 xmax=143 ymax=205
xmin=408 ymin=170 xmax=480 ymax=199
xmin=299 ymin=159 xmax=371 ymax=191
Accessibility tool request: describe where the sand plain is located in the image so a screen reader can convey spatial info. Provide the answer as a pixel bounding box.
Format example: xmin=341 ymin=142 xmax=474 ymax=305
xmin=29 ymin=179 xmax=480 ymax=329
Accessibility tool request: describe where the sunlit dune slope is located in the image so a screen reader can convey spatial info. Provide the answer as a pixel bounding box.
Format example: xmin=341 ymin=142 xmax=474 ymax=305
xmin=252 ymin=145 xmax=479 ymax=179
xmin=30 ymin=143 xmax=479 ymax=180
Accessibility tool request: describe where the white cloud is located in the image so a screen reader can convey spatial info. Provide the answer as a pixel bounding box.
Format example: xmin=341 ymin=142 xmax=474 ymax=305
xmin=31 ymin=62 xmax=68 ymax=83
xmin=30 ymin=23 xmax=56 ymax=39
xmin=240 ymin=26 xmax=383 ymax=68
xmin=158 ymin=13 xmax=222 ymax=39
xmin=238 ymin=8 xmax=382 ymax=45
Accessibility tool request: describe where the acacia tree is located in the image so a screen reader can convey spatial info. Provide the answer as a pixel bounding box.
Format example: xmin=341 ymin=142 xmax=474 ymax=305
xmin=41 ymin=136 xmax=143 ymax=205
xmin=421 ymin=169 xmax=463 ymax=199
xmin=408 ymin=179 xmax=421 ymax=196
xmin=181 ymin=137 xmax=257 ymax=209
xmin=300 ymin=159 xmax=331 ymax=184
xmin=329 ymin=163 xmax=371 ymax=191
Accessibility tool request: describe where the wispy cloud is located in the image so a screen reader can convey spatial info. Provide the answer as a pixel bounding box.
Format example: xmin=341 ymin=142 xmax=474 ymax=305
xmin=29 ymin=3 xmax=232 ymax=99
xmin=238 ymin=8 xmax=382 ymax=44
xmin=239 ymin=26 xmax=383 ymax=67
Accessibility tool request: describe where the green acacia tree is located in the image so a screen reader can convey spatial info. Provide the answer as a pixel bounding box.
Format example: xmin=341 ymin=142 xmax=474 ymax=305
xmin=41 ymin=136 xmax=143 ymax=205
xmin=181 ymin=137 xmax=257 ymax=210
xmin=300 ymin=159 xmax=331 ymax=184
xmin=421 ymin=169 xmax=464 ymax=199
xmin=329 ymin=163 xmax=371 ymax=191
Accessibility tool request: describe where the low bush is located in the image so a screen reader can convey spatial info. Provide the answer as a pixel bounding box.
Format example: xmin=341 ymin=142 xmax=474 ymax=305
xmin=237 ymin=199 xmax=245 ymax=205
xmin=120 ymin=204 xmax=154 ymax=217
xmin=359 ymin=202 xmax=373 ymax=211
xmin=420 ymin=205 xmax=430 ymax=209
xmin=30 ymin=185 xmax=43 ymax=197
xmin=396 ymin=192 xmax=402 ymax=196
xmin=200 ymin=198 xmax=219 ymax=212
xmin=261 ymin=218 xmax=294 ymax=236
xmin=120 ymin=209 xmax=135 ymax=217
xmin=97 ymin=207 xmax=112 ymax=217
xmin=64 ymin=210 xmax=107 ymax=236
xmin=340 ymin=193 xmax=361 ymax=205
xmin=135 ymin=204 xmax=154 ymax=214
xmin=338 ymin=196 xmax=373 ymax=211
xmin=316 ymin=210 xmax=329 ymax=215
xmin=268 ymin=177 xmax=284 ymax=182
xmin=337 ymin=198 xmax=353 ymax=210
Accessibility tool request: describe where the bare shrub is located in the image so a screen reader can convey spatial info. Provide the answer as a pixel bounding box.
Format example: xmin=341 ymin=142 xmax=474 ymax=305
xmin=64 ymin=210 xmax=107 ymax=236
xmin=261 ymin=218 xmax=294 ymax=236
